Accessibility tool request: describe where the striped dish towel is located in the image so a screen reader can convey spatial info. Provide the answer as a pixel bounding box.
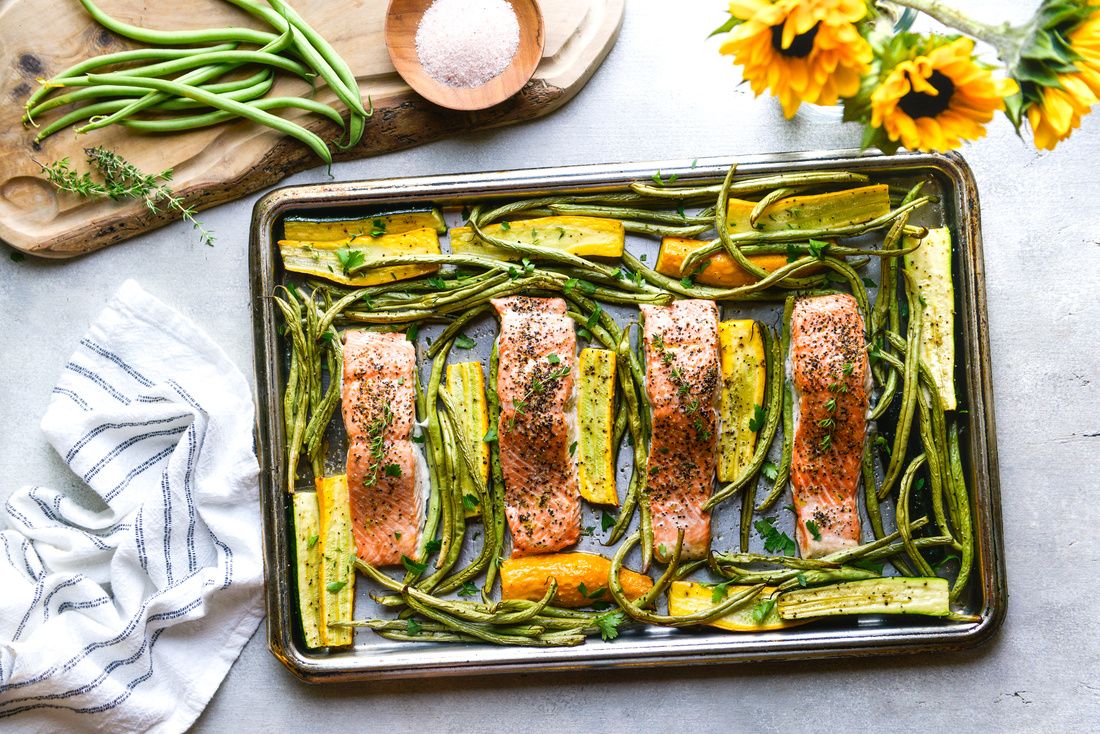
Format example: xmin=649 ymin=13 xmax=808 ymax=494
xmin=0 ymin=280 xmax=263 ymax=733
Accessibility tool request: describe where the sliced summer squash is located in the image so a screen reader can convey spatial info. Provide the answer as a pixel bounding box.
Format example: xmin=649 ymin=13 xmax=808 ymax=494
xmin=905 ymin=227 xmax=956 ymax=410
xmin=283 ymin=207 xmax=447 ymax=240
xmin=291 ymin=491 xmax=323 ymax=649
xmin=667 ymin=581 xmax=806 ymax=631
xmin=447 ymin=362 xmax=490 ymax=519
xmin=316 ymin=474 xmax=355 ymax=647
xmin=777 ymin=577 xmax=951 ymax=619
xmin=500 ymin=552 xmax=652 ymax=607
xmin=278 ymin=227 xmax=442 ymax=287
xmin=656 ymin=184 xmax=891 ymax=286
xmin=449 ymin=216 xmax=624 ymax=260
xmin=577 ymin=348 xmax=617 ymax=506
xmin=717 ymin=321 xmax=767 ymax=483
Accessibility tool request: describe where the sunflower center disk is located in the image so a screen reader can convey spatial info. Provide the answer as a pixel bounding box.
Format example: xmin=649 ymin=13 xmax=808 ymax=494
xmin=769 ymin=23 xmax=820 ymax=58
xmin=898 ymin=70 xmax=956 ymax=119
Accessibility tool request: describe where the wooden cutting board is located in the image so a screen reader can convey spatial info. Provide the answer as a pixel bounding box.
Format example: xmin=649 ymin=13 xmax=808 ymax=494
xmin=0 ymin=0 xmax=624 ymax=258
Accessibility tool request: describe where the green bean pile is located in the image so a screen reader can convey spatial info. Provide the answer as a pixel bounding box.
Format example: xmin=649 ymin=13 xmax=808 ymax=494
xmin=276 ymin=165 xmax=979 ymax=647
xmin=24 ymin=0 xmax=368 ymax=162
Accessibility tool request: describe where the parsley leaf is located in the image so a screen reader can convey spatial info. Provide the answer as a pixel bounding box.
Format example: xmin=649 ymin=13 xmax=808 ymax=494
xmin=748 ymin=403 xmax=766 ymax=432
xmin=455 ymin=334 xmax=476 ymax=349
xmin=336 ymin=248 xmax=365 ymax=275
xmin=761 ymin=460 xmax=779 ymax=482
xmin=458 ymin=581 xmax=479 ymax=598
xmin=754 ymin=517 xmax=796 ymax=556
xmin=934 ymin=554 xmax=960 ymax=571
xmin=808 ymin=239 xmax=830 ymax=259
xmin=424 ymin=539 xmax=442 ymax=554
xmin=594 ymin=610 xmax=626 ymax=641
xmin=569 ymin=440 xmax=578 ymax=456
xmin=428 ymin=275 xmax=446 ymax=289
xmin=411 ymin=433 xmax=425 ymax=444
xmin=853 ymin=559 xmax=885 ymax=574
xmin=796 ymin=572 xmax=809 ymax=587
xmin=708 ymin=579 xmax=737 ymax=603
xmin=500 ymin=220 xmax=511 ymax=231
xmin=462 ymin=494 xmax=479 ymax=512
xmin=402 ymin=555 xmax=427 ymax=574
xmin=600 ymin=511 xmax=616 ymax=532
xmin=383 ymin=463 xmax=402 ymax=478
xmin=307 ymin=534 xmax=319 ymax=549
xmin=862 ymin=276 xmax=877 ymax=288
xmin=580 ymin=525 xmax=595 ymax=537
xmin=805 ymin=519 xmax=822 ymax=541
xmin=406 ymin=618 xmax=422 ymax=636
xmin=547 ymin=353 xmax=561 ymax=365
xmin=751 ymin=598 xmax=777 ymax=624
xmin=785 ymin=243 xmax=801 ymax=263
xmin=326 ymin=580 xmax=347 ymax=593
xmin=406 ymin=323 xmax=419 ymax=342
xmin=483 ymin=426 xmax=499 ymax=443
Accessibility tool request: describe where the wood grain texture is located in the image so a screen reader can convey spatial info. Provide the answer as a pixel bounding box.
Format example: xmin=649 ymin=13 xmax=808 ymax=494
xmin=0 ymin=0 xmax=623 ymax=258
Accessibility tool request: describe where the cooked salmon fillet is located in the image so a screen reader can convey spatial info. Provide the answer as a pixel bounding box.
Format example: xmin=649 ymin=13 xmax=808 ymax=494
xmin=640 ymin=299 xmax=721 ymax=562
xmin=789 ymin=294 xmax=870 ymax=558
xmin=342 ymin=330 xmax=424 ymax=566
xmin=492 ymin=296 xmax=581 ymax=556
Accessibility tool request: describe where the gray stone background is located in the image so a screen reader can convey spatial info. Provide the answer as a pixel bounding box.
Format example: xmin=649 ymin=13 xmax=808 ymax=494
xmin=1 ymin=1 xmax=1097 ymax=730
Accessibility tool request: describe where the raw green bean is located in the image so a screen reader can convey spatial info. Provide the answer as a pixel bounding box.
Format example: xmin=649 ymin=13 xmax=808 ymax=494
xmin=122 ymin=96 xmax=345 ymax=133
xmin=77 ymin=0 xmax=278 ymax=46
xmin=80 ymin=73 xmax=332 ymax=163
xmin=57 ymin=50 xmax=316 ymax=90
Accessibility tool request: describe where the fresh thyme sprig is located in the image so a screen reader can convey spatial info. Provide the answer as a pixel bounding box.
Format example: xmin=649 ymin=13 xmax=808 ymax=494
xmin=36 ymin=147 xmax=215 ymax=247
xmin=362 ymin=404 xmax=394 ymax=488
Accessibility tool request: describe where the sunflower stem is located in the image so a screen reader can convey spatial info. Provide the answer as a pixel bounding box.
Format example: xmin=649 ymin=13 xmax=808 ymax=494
xmin=891 ymin=0 xmax=1024 ymax=62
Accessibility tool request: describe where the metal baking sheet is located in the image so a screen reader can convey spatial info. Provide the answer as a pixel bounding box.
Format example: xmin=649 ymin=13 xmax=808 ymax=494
xmin=248 ymin=150 xmax=1006 ymax=682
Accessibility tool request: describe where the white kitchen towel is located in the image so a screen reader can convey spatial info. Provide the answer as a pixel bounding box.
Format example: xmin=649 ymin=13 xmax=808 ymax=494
xmin=0 ymin=279 xmax=264 ymax=733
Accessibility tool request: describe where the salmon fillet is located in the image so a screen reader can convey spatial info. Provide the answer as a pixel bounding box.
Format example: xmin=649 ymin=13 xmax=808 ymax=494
xmin=789 ymin=294 xmax=870 ymax=558
xmin=641 ymin=300 xmax=721 ymax=562
xmin=492 ymin=296 xmax=581 ymax=556
xmin=342 ymin=330 xmax=424 ymax=566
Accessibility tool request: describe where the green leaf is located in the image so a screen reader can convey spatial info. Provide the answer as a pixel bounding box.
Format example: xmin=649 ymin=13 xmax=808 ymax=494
xmin=458 ymin=581 xmax=479 ymax=597
xmin=761 ymin=460 xmax=779 ymax=483
xmin=402 ymin=554 xmax=428 ymax=575
xmin=326 ymin=580 xmax=347 ymax=593
xmin=406 ymin=618 xmax=422 ymax=635
xmin=934 ymin=553 xmax=961 ymax=571
xmin=861 ymin=277 xmax=877 ymax=289
xmin=748 ymin=403 xmax=766 ymax=432
xmin=462 ymin=493 xmax=479 ymax=511
xmin=455 ymin=334 xmax=476 ymax=349
xmin=600 ymin=511 xmax=616 ymax=532
xmin=708 ymin=579 xmax=736 ymax=603
xmin=808 ymin=239 xmax=830 ymax=259
xmin=569 ymin=440 xmax=578 ymax=456
xmin=594 ymin=611 xmax=626 ymax=641
xmin=500 ymin=220 xmax=511 ymax=231
xmin=754 ymin=517 xmax=796 ymax=556
xmin=424 ymin=538 xmax=442 ymax=554
xmin=679 ymin=276 xmax=693 ymax=289
xmin=805 ymin=520 xmax=822 ymax=541
xmin=307 ymin=534 xmax=319 ymax=549
xmin=335 ymin=248 xmax=365 ymax=275
xmin=785 ymin=243 xmax=801 ymax=264
xmin=428 ymin=275 xmax=446 ymax=289
xmin=796 ymin=572 xmax=808 ymax=587
xmin=411 ymin=433 xmax=425 ymax=444
xmin=707 ymin=13 xmax=740 ymax=38
xmin=853 ymin=559 xmax=885 ymax=574
xmin=483 ymin=426 xmax=498 ymax=443
xmin=751 ymin=597 xmax=777 ymax=624
xmin=384 ymin=463 xmax=402 ymax=478
xmin=586 ymin=302 xmax=602 ymax=328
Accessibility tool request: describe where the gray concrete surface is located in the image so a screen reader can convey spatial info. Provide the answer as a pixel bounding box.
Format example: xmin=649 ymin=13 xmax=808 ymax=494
xmin=2 ymin=1 xmax=1098 ymax=730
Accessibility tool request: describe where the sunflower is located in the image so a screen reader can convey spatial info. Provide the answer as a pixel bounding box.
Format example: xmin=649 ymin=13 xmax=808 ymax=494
xmin=1026 ymin=8 xmax=1100 ymax=149
xmin=719 ymin=0 xmax=873 ymax=118
xmin=869 ymin=38 xmax=1017 ymax=152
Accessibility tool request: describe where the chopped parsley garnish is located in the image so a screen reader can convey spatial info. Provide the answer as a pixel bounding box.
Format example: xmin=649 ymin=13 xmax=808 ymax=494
xmin=751 ymin=597 xmax=777 ymax=624
xmin=500 ymin=220 xmax=511 ymax=231
xmin=569 ymin=440 xmax=578 ymax=456
xmin=406 ymin=323 xmax=419 ymax=341
xmin=402 ymin=554 xmax=427 ymax=575
xmin=754 ymin=517 xmax=796 ymax=556
xmin=383 ymin=463 xmax=403 ymax=478
xmin=862 ymin=276 xmax=877 ymax=288
xmin=580 ymin=525 xmax=595 ymax=537
xmin=458 ymin=581 xmax=479 ymax=598
xmin=483 ymin=426 xmax=499 ymax=443
xmin=808 ymin=239 xmax=830 ymax=259
xmin=786 ymin=243 xmax=801 ymax=263
xmin=424 ymin=539 xmax=442 ymax=554
xmin=748 ymin=403 xmax=766 ymax=432
xmin=761 ymin=460 xmax=779 ymax=482
xmin=326 ymin=580 xmax=347 ymax=593
xmin=307 ymin=534 xmax=319 ymax=549
xmin=405 ymin=618 xmax=422 ymax=636
xmin=462 ymin=494 xmax=479 ymax=512
xmin=600 ymin=511 xmax=616 ymax=532
xmin=370 ymin=218 xmax=387 ymax=237
xmin=455 ymin=334 xmax=476 ymax=349
xmin=336 ymin=247 xmax=365 ymax=275
xmin=805 ymin=520 xmax=822 ymax=541
xmin=547 ymin=353 xmax=561 ymax=365
xmin=708 ymin=579 xmax=737 ymax=603
xmin=594 ymin=610 xmax=626 ymax=641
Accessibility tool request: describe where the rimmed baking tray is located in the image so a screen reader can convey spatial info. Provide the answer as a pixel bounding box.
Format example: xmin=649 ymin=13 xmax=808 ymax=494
xmin=249 ymin=150 xmax=1005 ymax=682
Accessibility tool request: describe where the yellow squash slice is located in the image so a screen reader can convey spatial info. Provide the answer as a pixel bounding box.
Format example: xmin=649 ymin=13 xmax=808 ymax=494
xmin=500 ymin=552 xmax=652 ymax=607
xmin=717 ymin=320 xmax=766 ymax=483
xmin=278 ymin=227 xmax=442 ymax=287
xmin=316 ymin=474 xmax=355 ymax=647
xmin=283 ymin=208 xmax=447 ymax=240
xmin=450 ymin=216 xmax=624 ymax=260
xmin=668 ymin=581 xmax=806 ymax=631
xmin=446 ymin=362 xmax=490 ymax=518
xmin=291 ymin=491 xmax=323 ymax=649
xmin=656 ymin=184 xmax=891 ymax=286
xmin=905 ymin=227 xmax=956 ymax=410
xmin=576 ymin=348 xmax=617 ymax=506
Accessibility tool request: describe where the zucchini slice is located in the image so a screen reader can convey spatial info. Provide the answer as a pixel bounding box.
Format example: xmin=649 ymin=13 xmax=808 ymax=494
xmin=777 ymin=577 xmax=950 ymax=619
xmin=450 ymin=216 xmax=624 ymax=260
xmin=904 ymin=227 xmax=956 ymax=410
xmin=446 ymin=362 xmax=490 ymax=518
xmin=317 ymin=474 xmax=355 ymax=647
xmin=291 ymin=491 xmax=323 ymax=649
xmin=717 ymin=321 xmax=766 ymax=483
xmin=577 ymin=348 xmax=618 ymax=506
xmin=278 ymin=227 xmax=442 ymax=286
xmin=656 ymin=184 xmax=891 ymax=285
xmin=667 ymin=581 xmax=806 ymax=631
xmin=283 ymin=208 xmax=447 ymax=240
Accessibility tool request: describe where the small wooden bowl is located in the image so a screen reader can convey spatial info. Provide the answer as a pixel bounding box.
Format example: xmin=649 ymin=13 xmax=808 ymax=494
xmin=385 ymin=0 xmax=545 ymax=111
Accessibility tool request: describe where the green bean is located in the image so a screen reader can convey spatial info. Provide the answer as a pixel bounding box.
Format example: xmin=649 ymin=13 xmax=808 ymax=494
xmin=77 ymin=0 xmax=279 ymax=46
xmin=629 ymin=171 xmax=871 ymax=200
xmin=407 ymin=343 xmax=449 ymax=583
xmin=57 ymin=50 xmax=316 ymax=91
xmin=303 ymin=326 xmax=341 ymax=473
xmin=680 ymin=196 xmax=935 ymax=276
xmin=704 ymin=325 xmax=782 ymax=522
xmin=897 ymin=454 xmax=936 ymax=576
xmin=622 ymin=221 xmax=714 ymax=238
xmin=546 ymin=202 xmax=714 ymax=227
xmin=947 ymin=423 xmax=974 ymax=603
xmin=79 ymin=73 xmax=332 ymax=163
xmin=916 ymin=385 xmax=958 ymax=549
xmin=605 ymin=329 xmax=650 ymax=555
xmin=609 ymin=531 xmax=765 ymax=626
xmin=409 ymin=353 xmax=443 ymax=571
xmin=775 ymin=567 xmax=882 ymax=591
xmin=755 ymin=298 xmax=795 ymax=512
xmin=877 ymin=279 xmax=922 ymax=500
xmin=484 ymin=342 xmax=507 ymax=591
xmin=122 ymin=96 xmax=346 ymax=133
xmin=749 ymin=186 xmax=804 ymax=228
xmin=422 ymin=344 xmax=467 ymax=590
xmin=861 ymin=439 xmax=886 ymax=539
xmin=715 ymin=164 xmax=770 ymax=281
xmin=712 ymin=553 xmax=839 ymax=570
xmin=274 ymin=291 xmax=310 ymax=491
